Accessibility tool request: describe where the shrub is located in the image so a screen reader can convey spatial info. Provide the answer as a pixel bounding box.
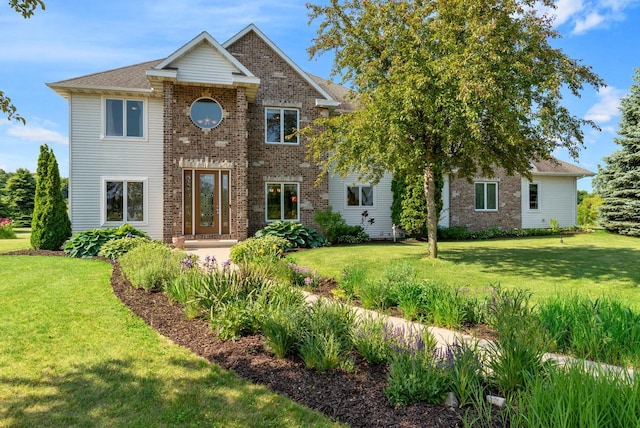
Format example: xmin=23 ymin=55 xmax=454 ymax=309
xmin=229 ymin=235 xmax=290 ymax=264
xmin=539 ymin=295 xmax=640 ymax=366
xmin=313 ymin=207 xmax=371 ymax=245
xmin=352 ymin=315 xmax=394 ymax=364
xmin=486 ymin=286 xmax=551 ymax=398
xmin=30 ymin=145 xmax=71 ymax=250
xmin=384 ymin=326 xmax=445 ymax=406
xmin=339 ymin=265 xmax=367 ymax=300
xmin=0 ymin=218 xmax=16 ymax=239
xmin=255 ymin=221 xmax=324 ymax=248
xmin=288 ymin=262 xmax=320 ymax=288
xmin=444 ymin=340 xmax=485 ymax=408
xmin=119 ymin=241 xmax=185 ymax=291
xmin=64 ymin=224 xmax=148 ymax=258
xmin=98 ymin=236 xmax=151 ymax=259
xmin=297 ymin=299 xmax=356 ymax=371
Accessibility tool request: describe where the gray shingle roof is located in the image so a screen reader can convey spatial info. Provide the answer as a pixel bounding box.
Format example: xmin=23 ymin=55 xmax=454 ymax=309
xmin=531 ymin=158 xmax=594 ymax=176
xmin=48 ymin=59 xmax=162 ymax=91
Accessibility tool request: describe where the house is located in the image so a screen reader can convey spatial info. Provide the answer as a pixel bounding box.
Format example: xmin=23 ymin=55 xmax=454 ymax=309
xmin=48 ymin=24 xmax=395 ymax=242
xmin=439 ymin=159 xmax=594 ymax=231
xmin=47 ymin=24 xmax=590 ymax=242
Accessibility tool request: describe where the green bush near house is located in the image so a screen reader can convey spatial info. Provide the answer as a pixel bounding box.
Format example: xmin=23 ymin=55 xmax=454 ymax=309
xmin=255 ymin=220 xmax=324 ymax=248
xmin=313 ymin=206 xmax=370 ymax=245
xmin=64 ymin=224 xmax=149 ymax=258
xmin=98 ymin=235 xmax=151 ymax=260
xmin=229 ymin=235 xmax=290 ymax=264
xmin=119 ymin=241 xmax=185 ymax=291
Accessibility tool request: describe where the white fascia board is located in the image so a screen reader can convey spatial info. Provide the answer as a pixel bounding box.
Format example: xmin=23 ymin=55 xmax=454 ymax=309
xmin=232 ymin=75 xmax=261 ymax=86
xmin=315 ymin=99 xmax=341 ymax=108
xmin=146 ymin=69 xmax=177 ymax=79
xmin=46 ymin=83 xmax=153 ymax=95
xmin=223 ymin=24 xmax=337 ymax=103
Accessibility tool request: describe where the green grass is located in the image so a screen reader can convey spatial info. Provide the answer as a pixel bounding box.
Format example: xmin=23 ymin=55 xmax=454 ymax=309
xmin=289 ymin=231 xmax=640 ymax=308
xmin=0 ymin=255 xmax=342 ymax=428
xmin=0 ymin=228 xmax=31 ymax=253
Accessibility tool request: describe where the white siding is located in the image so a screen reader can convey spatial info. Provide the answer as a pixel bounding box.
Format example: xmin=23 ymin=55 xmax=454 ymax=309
xmin=329 ymin=173 xmax=395 ymax=239
xmin=521 ymin=176 xmax=578 ymax=228
xmin=173 ymin=43 xmax=240 ymax=85
xmin=69 ymin=94 xmax=164 ymax=239
xmin=438 ymin=174 xmax=450 ymax=228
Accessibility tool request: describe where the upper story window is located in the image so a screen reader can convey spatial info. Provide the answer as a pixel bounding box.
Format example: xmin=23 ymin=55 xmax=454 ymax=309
xmin=475 ymin=182 xmax=498 ymax=211
xmin=190 ymin=98 xmax=223 ymax=129
xmin=265 ymin=108 xmax=299 ymax=144
xmin=105 ymin=98 xmax=144 ymax=138
xmin=528 ymin=182 xmax=540 ymax=210
xmin=347 ymin=185 xmax=374 ymax=207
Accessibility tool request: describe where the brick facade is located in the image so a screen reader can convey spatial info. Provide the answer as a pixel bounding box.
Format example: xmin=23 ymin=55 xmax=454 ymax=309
xmin=162 ymin=29 xmax=329 ymax=241
xmin=226 ymin=31 xmax=330 ymax=236
xmin=448 ymin=170 xmax=522 ymax=230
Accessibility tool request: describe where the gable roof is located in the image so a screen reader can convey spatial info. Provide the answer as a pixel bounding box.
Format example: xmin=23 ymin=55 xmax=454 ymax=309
xmin=223 ymin=24 xmax=340 ymax=109
xmin=531 ymin=158 xmax=595 ymax=177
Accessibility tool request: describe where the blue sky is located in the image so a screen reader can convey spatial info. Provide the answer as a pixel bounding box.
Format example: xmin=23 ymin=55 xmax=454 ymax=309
xmin=1 ymin=0 xmax=639 ymax=191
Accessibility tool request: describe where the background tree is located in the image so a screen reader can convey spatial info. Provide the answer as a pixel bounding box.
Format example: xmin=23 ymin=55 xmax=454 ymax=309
xmin=31 ymin=145 xmax=71 ymax=250
xmin=577 ymin=193 xmax=603 ymax=227
xmin=1 ymin=0 xmax=46 ymax=122
xmin=0 ymin=169 xmax=10 ymax=218
xmin=305 ymin=0 xmax=603 ymax=258
xmin=593 ymin=69 xmax=640 ymax=236
xmin=4 ymin=168 xmax=35 ymax=226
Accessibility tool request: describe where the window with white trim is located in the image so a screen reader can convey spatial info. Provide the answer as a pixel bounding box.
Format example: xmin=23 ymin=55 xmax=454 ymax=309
xmin=105 ymin=98 xmax=144 ymax=138
xmin=104 ymin=179 xmax=146 ymax=223
xmin=528 ymin=182 xmax=540 ymax=210
xmin=266 ymin=183 xmax=299 ymax=221
xmin=265 ymin=108 xmax=299 ymax=144
xmin=346 ymin=185 xmax=374 ymax=207
xmin=475 ymin=182 xmax=498 ymax=211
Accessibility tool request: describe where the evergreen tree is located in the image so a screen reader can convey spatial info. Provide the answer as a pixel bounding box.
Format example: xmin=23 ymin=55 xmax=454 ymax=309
xmin=4 ymin=168 xmax=35 ymax=226
xmin=31 ymin=145 xmax=71 ymax=250
xmin=594 ymin=70 xmax=640 ymax=236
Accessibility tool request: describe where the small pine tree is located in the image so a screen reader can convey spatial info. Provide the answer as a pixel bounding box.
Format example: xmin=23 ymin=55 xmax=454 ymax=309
xmin=594 ymin=69 xmax=640 ymax=236
xmin=31 ymin=145 xmax=71 ymax=250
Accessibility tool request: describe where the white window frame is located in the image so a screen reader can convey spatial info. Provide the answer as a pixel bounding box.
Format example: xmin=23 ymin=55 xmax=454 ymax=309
xmin=345 ymin=184 xmax=376 ymax=208
xmin=102 ymin=97 xmax=147 ymax=140
xmin=474 ymin=181 xmax=498 ymax=212
xmin=265 ymin=107 xmax=300 ymax=145
xmin=528 ymin=181 xmax=541 ymax=211
xmin=101 ymin=177 xmax=148 ymax=226
xmin=265 ymin=182 xmax=300 ymax=222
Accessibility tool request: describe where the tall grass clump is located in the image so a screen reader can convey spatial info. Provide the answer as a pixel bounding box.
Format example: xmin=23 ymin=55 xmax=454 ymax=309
xmin=339 ymin=265 xmax=367 ymax=300
xmin=511 ymin=363 xmax=640 ymax=427
xmin=261 ymin=284 xmax=307 ymax=358
xmin=485 ymin=286 xmax=551 ymax=399
xmin=352 ymin=315 xmax=394 ymax=364
xmin=98 ymin=235 xmax=151 ymax=259
xmin=539 ymin=295 xmax=640 ymax=366
xmin=119 ymin=241 xmax=185 ymax=291
xmin=444 ymin=340 xmax=486 ymax=408
xmin=298 ymin=299 xmax=356 ymax=371
xmin=384 ymin=325 xmax=445 ymax=406
xmin=229 ymin=235 xmax=290 ymax=264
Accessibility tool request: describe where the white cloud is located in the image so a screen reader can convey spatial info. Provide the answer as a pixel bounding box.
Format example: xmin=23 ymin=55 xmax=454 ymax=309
xmin=553 ymin=0 xmax=585 ymax=25
xmin=584 ymin=86 xmax=625 ymax=123
xmin=6 ymin=124 xmax=68 ymax=146
xmin=573 ymin=11 xmax=606 ymax=33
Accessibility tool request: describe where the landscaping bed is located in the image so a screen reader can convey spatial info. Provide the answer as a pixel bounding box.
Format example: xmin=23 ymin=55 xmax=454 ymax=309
xmin=110 ymin=260 xmax=466 ymax=427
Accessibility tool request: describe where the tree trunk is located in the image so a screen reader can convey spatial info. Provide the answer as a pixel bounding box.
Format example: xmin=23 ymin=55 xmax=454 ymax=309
xmin=423 ymin=165 xmax=438 ymax=259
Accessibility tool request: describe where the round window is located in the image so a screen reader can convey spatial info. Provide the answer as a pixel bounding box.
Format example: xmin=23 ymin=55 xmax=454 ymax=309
xmin=190 ymin=98 xmax=223 ymax=129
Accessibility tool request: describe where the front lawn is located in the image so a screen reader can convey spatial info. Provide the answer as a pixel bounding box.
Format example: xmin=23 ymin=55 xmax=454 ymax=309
xmin=0 ymin=227 xmax=31 ymax=253
xmin=288 ymin=230 xmax=640 ymax=308
xmin=0 ymin=255 xmax=341 ymax=428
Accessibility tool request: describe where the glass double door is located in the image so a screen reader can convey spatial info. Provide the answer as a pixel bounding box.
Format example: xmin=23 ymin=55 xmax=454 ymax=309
xmin=184 ymin=170 xmax=230 ymax=235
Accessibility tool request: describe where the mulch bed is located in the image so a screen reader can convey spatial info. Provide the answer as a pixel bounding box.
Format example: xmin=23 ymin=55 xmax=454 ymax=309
xmin=6 ymin=250 xmax=467 ymax=427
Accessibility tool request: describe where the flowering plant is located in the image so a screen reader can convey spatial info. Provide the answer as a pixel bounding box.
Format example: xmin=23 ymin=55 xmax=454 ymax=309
xmin=288 ymin=262 xmax=320 ymax=288
xmin=0 ymin=218 xmax=16 ymax=239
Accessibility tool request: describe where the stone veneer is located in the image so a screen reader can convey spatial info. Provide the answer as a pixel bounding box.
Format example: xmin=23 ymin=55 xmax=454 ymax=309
xmin=163 ymin=29 xmax=330 ymax=241
xmin=448 ymin=170 xmax=522 ymax=230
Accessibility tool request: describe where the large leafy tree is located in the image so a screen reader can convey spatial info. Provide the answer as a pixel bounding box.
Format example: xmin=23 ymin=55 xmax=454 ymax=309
xmin=1 ymin=0 xmax=46 ymax=123
xmin=31 ymin=145 xmax=71 ymax=250
xmin=594 ymin=70 xmax=640 ymax=236
xmin=304 ymin=0 xmax=603 ymax=258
